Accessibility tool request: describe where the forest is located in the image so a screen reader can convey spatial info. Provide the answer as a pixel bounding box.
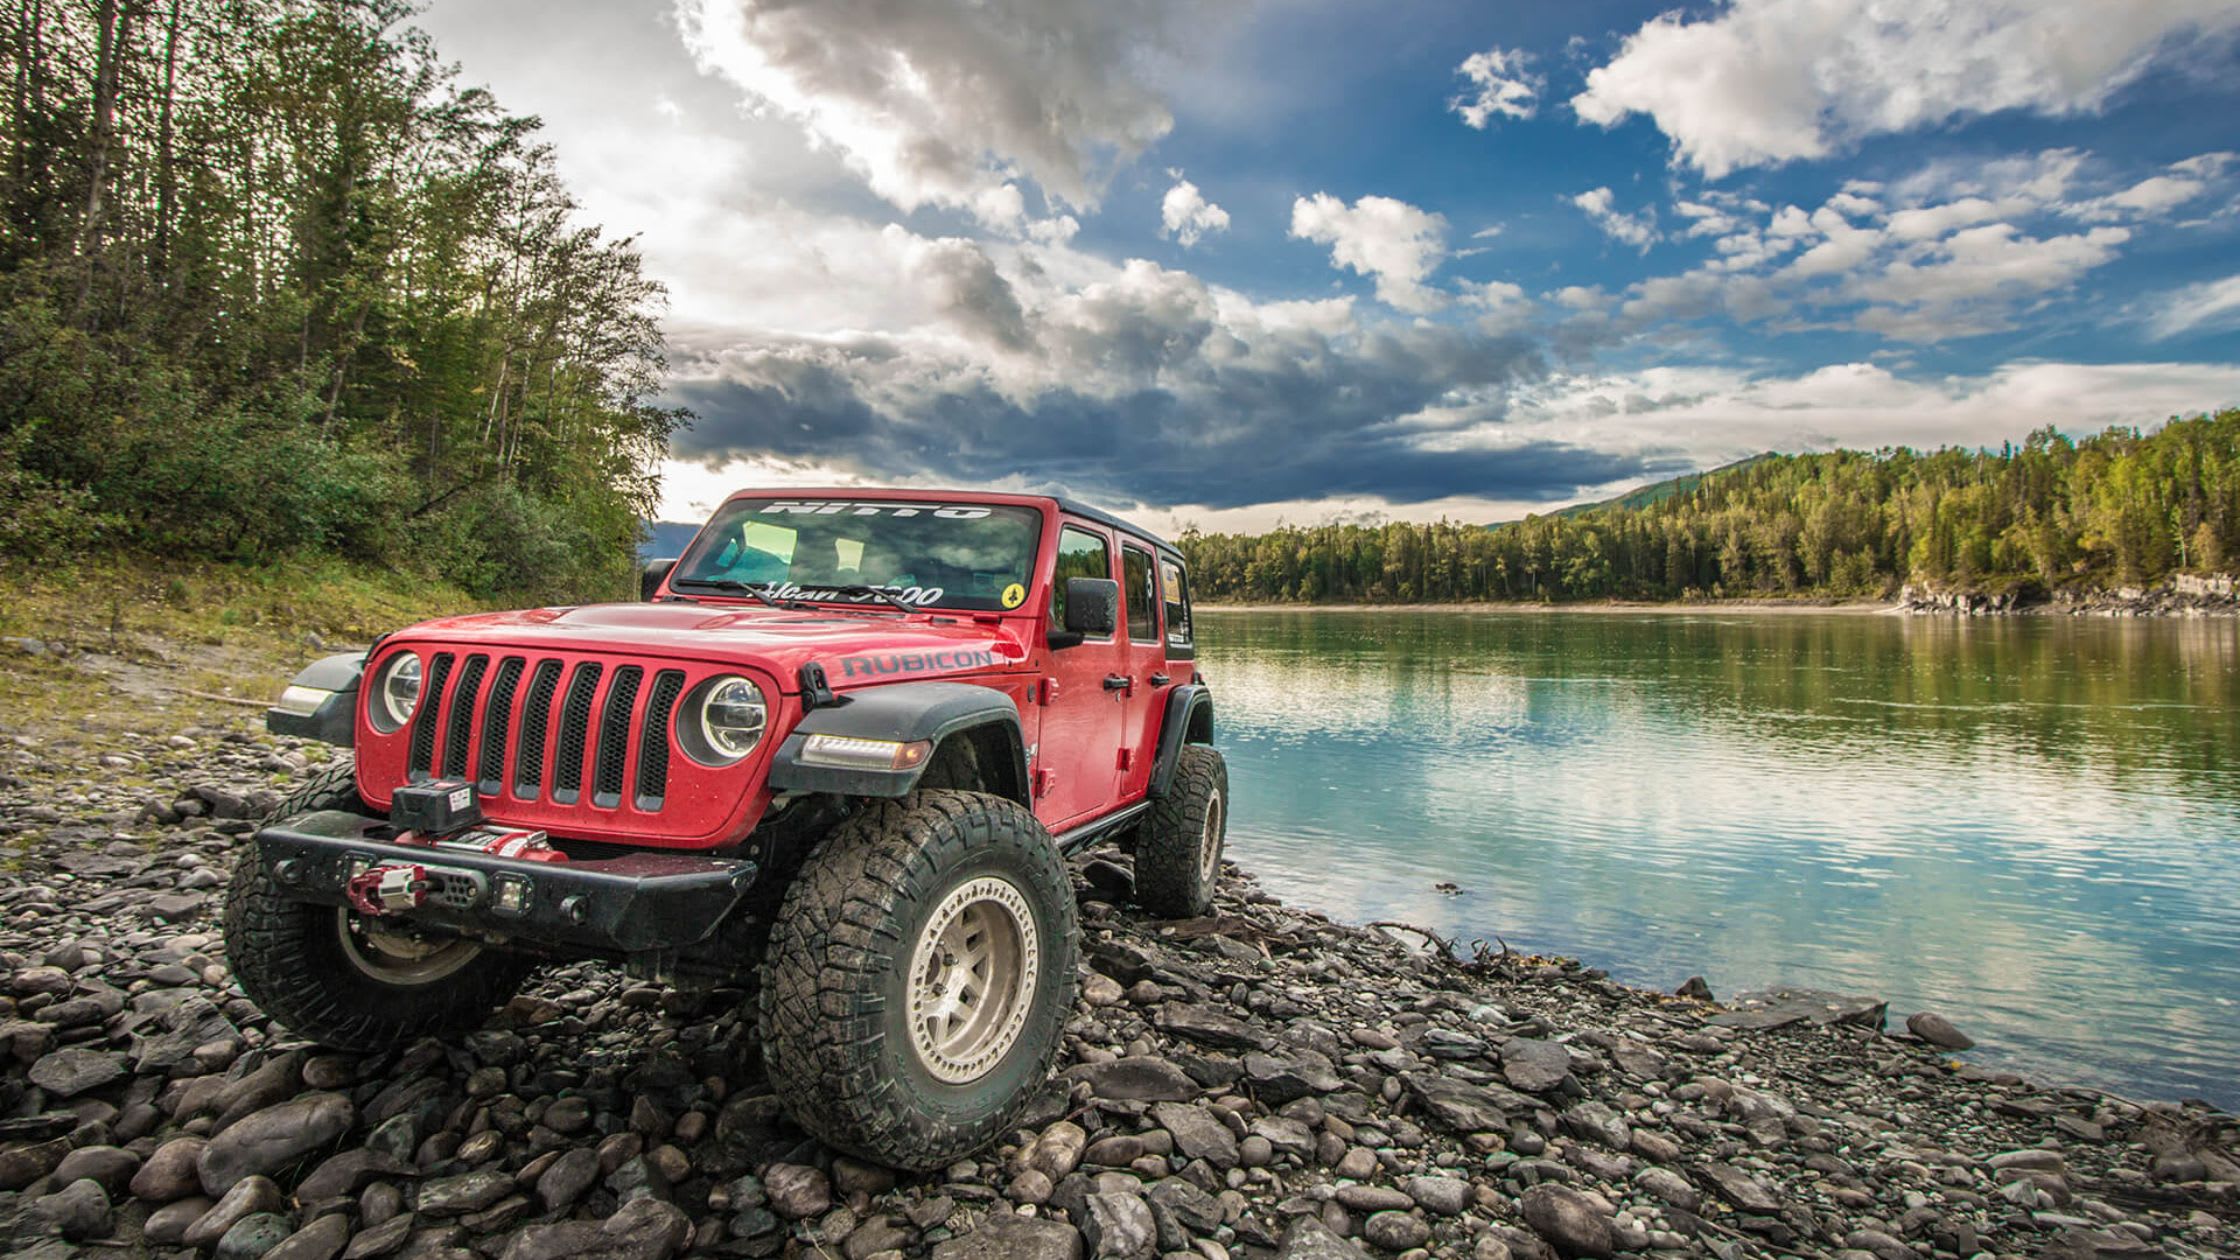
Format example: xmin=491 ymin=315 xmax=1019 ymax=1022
xmin=1177 ymin=411 xmax=2240 ymax=604
xmin=1 ymin=0 xmax=681 ymax=598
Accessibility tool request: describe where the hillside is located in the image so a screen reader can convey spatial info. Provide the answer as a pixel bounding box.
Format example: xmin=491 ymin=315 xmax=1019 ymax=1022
xmin=1541 ymin=453 xmax=1778 ymax=520
xmin=1180 ymin=411 xmax=2240 ymax=605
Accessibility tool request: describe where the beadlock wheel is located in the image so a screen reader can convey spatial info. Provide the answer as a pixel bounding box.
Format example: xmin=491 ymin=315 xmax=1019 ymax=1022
xmin=334 ymin=911 xmax=483 ymax=985
xmin=907 ymin=875 xmax=1039 ymax=1083
xmin=1198 ymin=786 xmax=1226 ymax=884
xmin=757 ymin=790 xmax=1079 ymax=1172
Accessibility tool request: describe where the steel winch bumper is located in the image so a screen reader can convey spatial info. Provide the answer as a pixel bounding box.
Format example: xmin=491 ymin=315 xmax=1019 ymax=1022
xmin=254 ymin=810 xmax=759 ymax=955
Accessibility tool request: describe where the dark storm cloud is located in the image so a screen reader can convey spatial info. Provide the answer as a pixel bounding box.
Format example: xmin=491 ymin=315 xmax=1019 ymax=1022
xmin=664 ymin=324 xmax=1676 ymax=508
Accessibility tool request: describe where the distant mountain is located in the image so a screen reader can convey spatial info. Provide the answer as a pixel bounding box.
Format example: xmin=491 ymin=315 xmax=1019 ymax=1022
xmin=638 ymin=521 xmax=703 ymax=562
xmin=1496 ymin=453 xmax=1778 ymax=527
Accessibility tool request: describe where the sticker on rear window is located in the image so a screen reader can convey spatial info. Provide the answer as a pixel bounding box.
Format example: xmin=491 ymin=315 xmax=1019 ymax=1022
xmin=760 ymin=501 xmax=991 ymax=519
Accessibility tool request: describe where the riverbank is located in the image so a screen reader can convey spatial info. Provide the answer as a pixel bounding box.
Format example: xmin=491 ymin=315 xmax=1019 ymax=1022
xmin=1198 ymin=600 xmax=1891 ymax=616
xmin=2 ymin=628 xmax=2235 ymax=1259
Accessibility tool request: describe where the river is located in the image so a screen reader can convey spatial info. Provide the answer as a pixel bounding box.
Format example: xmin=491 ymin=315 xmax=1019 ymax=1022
xmin=1196 ymin=607 xmax=2240 ymax=1108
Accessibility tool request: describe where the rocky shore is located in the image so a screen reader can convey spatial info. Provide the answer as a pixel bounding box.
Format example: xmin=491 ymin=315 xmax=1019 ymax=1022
xmin=3 ymin=727 xmax=2238 ymax=1260
xmin=1895 ymin=574 xmax=2239 ymax=617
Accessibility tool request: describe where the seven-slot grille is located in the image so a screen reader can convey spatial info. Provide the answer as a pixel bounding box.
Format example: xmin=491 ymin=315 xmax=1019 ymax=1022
xmin=403 ymin=651 xmax=689 ymax=813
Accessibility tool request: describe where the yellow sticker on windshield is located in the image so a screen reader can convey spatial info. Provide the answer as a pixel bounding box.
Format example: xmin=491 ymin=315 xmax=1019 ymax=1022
xmin=1000 ymin=582 xmax=1026 ymax=609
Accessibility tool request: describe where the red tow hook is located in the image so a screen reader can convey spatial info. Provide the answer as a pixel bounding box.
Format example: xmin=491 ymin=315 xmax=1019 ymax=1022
xmin=346 ymin=864 xmax=430 ymax=916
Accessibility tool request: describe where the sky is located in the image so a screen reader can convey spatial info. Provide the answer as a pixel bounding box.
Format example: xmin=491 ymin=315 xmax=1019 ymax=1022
xmin=416 ymin=0 xmax=2240 ymax=535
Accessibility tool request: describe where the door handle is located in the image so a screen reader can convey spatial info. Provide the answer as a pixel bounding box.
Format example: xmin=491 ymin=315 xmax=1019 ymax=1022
xmin=1103 ymin=674 xmax=1130 ymax=691
xmin=1149 ymin=673 xmax=1172 ymax=686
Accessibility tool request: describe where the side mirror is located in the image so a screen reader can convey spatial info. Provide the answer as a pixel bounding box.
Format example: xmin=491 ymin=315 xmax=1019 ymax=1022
xmin=641 ymin=558 xmax=677 ymax=602
xmin=1062 ymin=577 xmax=1119 ymax=638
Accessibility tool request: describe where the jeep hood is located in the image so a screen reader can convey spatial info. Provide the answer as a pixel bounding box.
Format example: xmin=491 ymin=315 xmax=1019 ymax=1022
xmin=387 ymin=603 xmax=1032 ymax=691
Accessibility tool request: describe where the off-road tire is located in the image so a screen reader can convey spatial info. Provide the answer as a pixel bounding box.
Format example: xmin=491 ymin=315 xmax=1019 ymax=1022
xmin=758 ymin=790 xmax=1078 ymax=1171
xmin=223 ymin=757 xmax=534 ymax=1052
xmin=1135 ymin=744 xmax=1228 ymax=918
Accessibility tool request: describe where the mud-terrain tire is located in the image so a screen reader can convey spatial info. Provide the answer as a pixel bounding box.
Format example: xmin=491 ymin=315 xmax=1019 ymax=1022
xmin=1135 ymin=744 xmax=1228 ymax=919
xmin=223 ymin=757 xmax=534 ymax=1052
xmin=758 ymin=790 xmax=1078 ymax=1171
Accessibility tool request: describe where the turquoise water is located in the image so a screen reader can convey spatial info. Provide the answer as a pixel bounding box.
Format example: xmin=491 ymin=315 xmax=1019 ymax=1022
xmin=1198 ymin=609 xmax=2240 ymax=1108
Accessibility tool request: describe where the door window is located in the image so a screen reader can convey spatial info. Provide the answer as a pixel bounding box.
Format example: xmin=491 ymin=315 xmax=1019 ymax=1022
xmin=1159 ymin=556 xmax=1192 ymax=653
xmin=1049 ymin=527 xmax=1113 ymax=635
xmin=1122 ymin=545 xmax=1159 ymax=644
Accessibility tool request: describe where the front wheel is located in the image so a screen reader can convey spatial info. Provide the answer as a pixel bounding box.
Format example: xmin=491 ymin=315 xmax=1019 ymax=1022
xmin=222 ymin=759 xmax=534 ymax=1052
xmin=758 ymin=791 xmax=1079 ymax=1172
xmin=1134 ymin=744 xmax=1228 ymax=918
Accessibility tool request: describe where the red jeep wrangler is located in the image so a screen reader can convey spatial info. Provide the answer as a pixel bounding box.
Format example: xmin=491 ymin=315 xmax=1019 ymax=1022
xmin=232 ymin=489 xmax=1226 ymax=1170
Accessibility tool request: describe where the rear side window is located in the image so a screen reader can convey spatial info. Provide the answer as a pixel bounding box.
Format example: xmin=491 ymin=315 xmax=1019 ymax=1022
xmin=1050 ymin=526 xmax=1112 ymax=634
xmin=1122 ymin=545 xmax=1158 ymax=643
xmin=1160 ymin=556 xmax=1193 ymax=653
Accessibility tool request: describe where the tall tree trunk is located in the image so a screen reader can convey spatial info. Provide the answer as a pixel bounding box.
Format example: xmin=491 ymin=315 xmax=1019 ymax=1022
xmin=77 ymin=0 xmax=134 ymax=322
xmin=151 ymin=0 xmax=181 ymax=276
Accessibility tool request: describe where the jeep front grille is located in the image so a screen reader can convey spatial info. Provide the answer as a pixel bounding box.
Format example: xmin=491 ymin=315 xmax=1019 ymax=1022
xmin=405 ymin=652 xmax=684 ymax=815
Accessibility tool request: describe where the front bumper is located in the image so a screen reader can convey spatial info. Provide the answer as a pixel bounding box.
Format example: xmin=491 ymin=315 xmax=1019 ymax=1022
xmin=255 ymin=810 xmax=758 ymax=955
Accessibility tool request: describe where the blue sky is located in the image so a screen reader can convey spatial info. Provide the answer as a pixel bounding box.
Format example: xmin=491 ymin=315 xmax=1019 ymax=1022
xmin=419 ymin=0 xmax=2240 ymax=532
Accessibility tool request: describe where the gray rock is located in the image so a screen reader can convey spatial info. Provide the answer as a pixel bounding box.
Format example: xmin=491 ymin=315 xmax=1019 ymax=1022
xmin=932 ymin=1209 xmax=1084 ymax=1260
xmin=1242 ymin=1051 xmax=1343 ymax=1104
xmin=1519 ymin=1185 xmax=1612 ymax=1259
xmin=145 ymin=1195 xmax=217 ymax=1245
xmin=1402 ymin=1073 xmax=1529 ymax=1135
xmin=263 ymin=1211 xmax=352 ymax=1260
xmin=185 ymin=1176 xmax=286 ymax=1249
xmin=1080 ymin=1192 xmax=1157 ymax=1260
xmin=52 ymin=1144 xmax=138 ymax=1193
xmin=1498 ymin=1039 xmax=1572 ymax=1092
xmin=1066 ymin=1057 xmax=1199 ymax=1103
xmin=1906 ymin=1011 xmax=1975 ymax=1050
xmin=1362 ymin=1210 xmax=1431 ymax=1251
xmin=340 ymin=1213 xmax=413 ymax=1260
xmin=0 ymin=1136 xmax=69 ymax=1190
xmin=419 ymin=1170 xmax=514 ymax=1217
xmin=1149 ymin=1101 xmax=1240 ymax=1168
xmin=1021 ymin=1121 xmax=1089 ymax=1181
xmin=34 ymin=1177 xmax=114 ymax=1239
xmin=295 ymin=1148 xmax=415 ymax=1202
xmin=1632 ymin=1167 xmax=1699 ymax=1212
xmin=538 ymin=1147 xmax=601 ymax=1212
xmin=1275 ymin=1216 xmax=1369 ymax=1259
xmin=131 ymin=1135 xmax=208 ymax=1201
xmin=1336 ymin=1185 xmax=1414 ymax=1212
xmin=1145 ymin=1178 xmax=1222 ymax=1234
xmin=1155 ymin=1003 xmax=1267 ymax=1050
xmin=216 ymin=1211 xmax=297 ymax=1260
xmin=1559 ymin=1101 xmax=1628 ymax=1149
xmin=1697 ymin=1163 xmax=1781 ymax=1213
xmin=27 ymin=1047 xmax=129 ymax=1096
xmin=199 ymin=1093 xmax=357 ymax=1195
xmin=1407 ymin=1175 xmax=1470 ymax=1216
xmin=764 ymin=1162 xmax=832 ymax=1219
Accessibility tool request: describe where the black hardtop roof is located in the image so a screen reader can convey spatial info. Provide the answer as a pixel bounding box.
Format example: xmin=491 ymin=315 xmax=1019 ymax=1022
xmin=1051 ymin=495 xmax=1182 ymax=560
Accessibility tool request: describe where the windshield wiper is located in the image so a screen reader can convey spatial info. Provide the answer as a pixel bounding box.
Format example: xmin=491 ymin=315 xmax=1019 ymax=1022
xmin=670 ymin=578 xmax=797 ymax=609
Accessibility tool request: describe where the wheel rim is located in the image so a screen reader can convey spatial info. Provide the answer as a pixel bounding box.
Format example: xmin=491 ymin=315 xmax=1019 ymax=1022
xmin=334 ymin=910 xmax=482 ymax=985
xmin=907 ymin=875 xmax=1039 ymax=1084
xmin=1199 ymin=786 xmax=1225 ymax=885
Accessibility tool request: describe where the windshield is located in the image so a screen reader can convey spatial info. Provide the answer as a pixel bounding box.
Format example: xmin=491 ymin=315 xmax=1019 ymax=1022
xmin=671 ymin=497 xmax=1044 ymax=612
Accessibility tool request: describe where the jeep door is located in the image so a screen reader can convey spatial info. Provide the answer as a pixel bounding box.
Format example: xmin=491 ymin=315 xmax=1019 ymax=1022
xmin=1037 ymin=522 xmax=1127 ymax=830
xmin=1114 ymin=541 xmax=1167 ymax=802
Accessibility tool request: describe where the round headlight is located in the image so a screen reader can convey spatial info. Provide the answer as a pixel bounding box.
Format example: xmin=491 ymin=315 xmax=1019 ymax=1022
xmin=377 ymin=652 xmax=423 ymax=730
xmin=696 ymin=676 xmax=767 ymax=762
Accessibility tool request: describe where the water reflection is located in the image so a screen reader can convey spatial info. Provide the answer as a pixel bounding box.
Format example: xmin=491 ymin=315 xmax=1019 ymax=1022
xmin=1200 ymin=610 xmax=2240 ymax=1107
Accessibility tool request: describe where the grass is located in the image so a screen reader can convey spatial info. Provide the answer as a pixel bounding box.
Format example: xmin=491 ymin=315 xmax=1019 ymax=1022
xmin=0 ymin=551 xmax=490 ymax=767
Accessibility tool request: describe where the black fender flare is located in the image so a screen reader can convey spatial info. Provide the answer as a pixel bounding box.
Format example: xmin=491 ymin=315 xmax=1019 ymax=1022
xmin=1148 ymin=685 xmax=1215 ymax=798
xmin=766 ymin=682 xmax=1028 ymax=803
xmin=266 ymin=651 xmax=366 ymax=747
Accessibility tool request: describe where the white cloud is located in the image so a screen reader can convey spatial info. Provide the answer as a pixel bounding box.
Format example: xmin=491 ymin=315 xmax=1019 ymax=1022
xmin=1160 ymin=178 xmax=1231 ymax=248
xmin=2149 ymin=274 xmax=2240 ymax=340
xmin=1507 ymin=360 xmax=2240 ymax=464
xmin=673 ymin=0 xmax=1240 ymax=223
xmin=1572 ymin=0 xmax=2240 ymax=178
xmin=1571 ymin=187 xmax=1659 ymax=251
xmin=1449 ymin=46 xmax=1542 ymax=128
xmin=1289 ymin=192 xmax=1451 ymax=312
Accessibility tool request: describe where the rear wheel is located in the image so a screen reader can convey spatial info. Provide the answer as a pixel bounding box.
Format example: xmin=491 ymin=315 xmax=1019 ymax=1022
xmin=758 ymin=791 xmax=1078 ymax=1171
xmin=1135 ymin=744 xmax=1228 ymax=918
xmin=223 ymin=759 xmax=534 ymax=1052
